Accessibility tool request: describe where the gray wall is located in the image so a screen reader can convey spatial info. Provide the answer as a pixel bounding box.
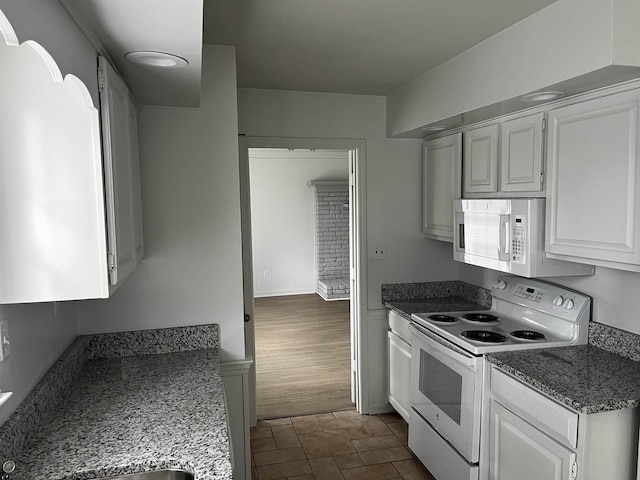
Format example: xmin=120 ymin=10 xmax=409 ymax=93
xmin=77 ymin=46 xmax=246 ymax=362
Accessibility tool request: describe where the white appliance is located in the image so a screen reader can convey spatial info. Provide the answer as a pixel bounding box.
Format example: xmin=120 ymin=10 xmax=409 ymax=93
xmin=453 ymin=198 xmax=594 ymax=277
xmin=408 ymin=275 xmax=591 ymax=480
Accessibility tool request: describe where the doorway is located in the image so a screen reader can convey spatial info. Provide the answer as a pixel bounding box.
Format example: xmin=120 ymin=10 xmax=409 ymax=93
xmin=248 ymin=147 xmax=350 ymax=419
xmin=239 ymin=136 xmax=367 ymax=426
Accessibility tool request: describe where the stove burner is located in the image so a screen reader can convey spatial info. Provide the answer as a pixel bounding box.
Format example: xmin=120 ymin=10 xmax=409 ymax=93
xmin=509 ymin=330 xmax=547 ymax=342
xmin=461 ymin=313 xmax=500 ymax=325
xmin=461 ymin=330 xmax=508 ymax=343
xmin=427 ymin=314 xmax=458 ymax=324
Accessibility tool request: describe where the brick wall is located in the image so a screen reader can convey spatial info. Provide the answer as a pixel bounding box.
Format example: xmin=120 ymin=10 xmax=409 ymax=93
xmin=316 ymin=190 xmax=349 ymax=282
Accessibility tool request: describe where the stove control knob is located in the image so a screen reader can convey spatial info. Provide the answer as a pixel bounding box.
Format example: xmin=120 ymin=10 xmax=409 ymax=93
xmin=493 ymin=279 xmax=507 ymax=290
xmin=564 ymin=299 xmax=575 ymax=310
xmin=553 ymin=295 xmax=565 ymax=306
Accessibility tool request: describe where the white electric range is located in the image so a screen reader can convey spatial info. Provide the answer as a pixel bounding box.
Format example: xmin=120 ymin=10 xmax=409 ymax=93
xmin=407 ymin=275 xmax=591 ymax=480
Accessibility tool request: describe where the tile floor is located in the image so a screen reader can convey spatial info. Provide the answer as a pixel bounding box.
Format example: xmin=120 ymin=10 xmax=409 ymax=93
xmin=250 ymin=410 xmax=435 ymax=480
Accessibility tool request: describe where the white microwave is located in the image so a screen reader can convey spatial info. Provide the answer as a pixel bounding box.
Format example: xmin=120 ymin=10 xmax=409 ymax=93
xmin=453 ymin=199 xmax=594 ymax=277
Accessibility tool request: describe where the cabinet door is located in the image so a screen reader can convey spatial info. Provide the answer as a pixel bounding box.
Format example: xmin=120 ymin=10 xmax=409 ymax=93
xmin=489 ymin=401 xmax=576 ymax=480
xmin=463 ymin=124 xmax=498 ymax=194
xmin=99 ymin=57 xmax=144 ymax=287
xmin=500 ymin=112 xmax=544 ymax=193
xmin=546 ymin=88 xmax=640 ymax=269
xmin=423 ymin=133 xmax=462 ymax=241
xmin=388 ymin=330 xmax=411 ymax=423
xmin=0 ymin=24 xmax=109 ymax=303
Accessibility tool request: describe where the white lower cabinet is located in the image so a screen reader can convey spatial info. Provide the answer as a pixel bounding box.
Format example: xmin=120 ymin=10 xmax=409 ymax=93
xmin=490 ymin=401 xmax=576 ymax=480
xmin=387 ymin=310 xmax=412 ymax=422
xmin=488 ymin=366 xmax=638 ymax=480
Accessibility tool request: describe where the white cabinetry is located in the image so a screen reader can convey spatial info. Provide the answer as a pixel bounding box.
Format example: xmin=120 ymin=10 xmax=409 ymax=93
xmin=463 ymin=124 xmax=498 ymax=194
xmin=423 ymin=133 xmax=462 ymax=242
xmin=488 ymin=366 xmax=638 ymax=480
xmin=463 ymin=112 xmax=545 ymax=197
xmin=387 ymin=310 xmax=412 ymax=422
xmin=500 ymin=113 xmax=545 ymax=193
xmin=491 ymin=401 xmax=576 ymax=480
xmin=0 ymin=17 xmax=142 ymax=303
xmin=546 ymin=87 xmax=640 ymax=272
xmin=99 ymin=57 xmax=144 ymax=289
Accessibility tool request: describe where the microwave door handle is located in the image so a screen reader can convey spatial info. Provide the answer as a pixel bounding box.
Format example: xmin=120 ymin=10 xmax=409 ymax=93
xmin=499 ymin=215 xmax=510 ymax=260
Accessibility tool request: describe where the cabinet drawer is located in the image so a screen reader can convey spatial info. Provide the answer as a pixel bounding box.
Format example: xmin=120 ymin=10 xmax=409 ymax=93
xmin=409 ymin=410 xmax=478 ymax=480
xmin=388 ymin=310 xmax=412 ymax=344
xmin=491 ymin=367 xmax=578 ymax=448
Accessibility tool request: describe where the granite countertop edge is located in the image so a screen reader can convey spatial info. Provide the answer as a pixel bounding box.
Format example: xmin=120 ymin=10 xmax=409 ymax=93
xmin=1 ymin=324 xmax=232 ymax=480
xmin=486 ymin=344 xmax=640 ymax=415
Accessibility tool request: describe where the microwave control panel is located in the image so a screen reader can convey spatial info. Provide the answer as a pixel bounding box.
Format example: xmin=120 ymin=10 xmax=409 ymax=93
xmin=511 ymin=215 xmax=526 ymax=264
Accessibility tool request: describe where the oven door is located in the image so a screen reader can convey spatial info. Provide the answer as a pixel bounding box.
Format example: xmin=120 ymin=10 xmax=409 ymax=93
xmin=410 ymin=323 xmax=483 ymax=463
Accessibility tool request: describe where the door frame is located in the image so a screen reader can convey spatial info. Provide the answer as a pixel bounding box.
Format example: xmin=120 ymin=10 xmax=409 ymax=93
xmin=239 ymin=135 xmax=368 ymax=425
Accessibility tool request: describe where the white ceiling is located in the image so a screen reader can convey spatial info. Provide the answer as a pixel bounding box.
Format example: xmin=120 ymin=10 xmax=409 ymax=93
xmin=60 ymin=0 xmax=204 ymax=106
xmin=61 ymin=0 xmax=559 ymax=105
xmin=203 ymin=0 xmax=559 ymax=96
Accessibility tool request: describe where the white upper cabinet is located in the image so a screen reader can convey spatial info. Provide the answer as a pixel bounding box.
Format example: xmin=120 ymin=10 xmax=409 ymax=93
xmin=0 ymin=17 xmax=110 ymax=303
xmin=99 ymin=57 xmax=144 ymax=289
xmin=463 ymin=112 xmax=545 ymax=197
xmin=500 ymin=112 xmax=545 ymax=193
xmin=423 ymin=133 xmax=462 ymax=242
xmin=463 ymin=124 xmax=498 ymax=194
xmin=0 ymin=12 xmax=142 ymax=303
xmin=546 ymin=87 xmax=640 ymax=272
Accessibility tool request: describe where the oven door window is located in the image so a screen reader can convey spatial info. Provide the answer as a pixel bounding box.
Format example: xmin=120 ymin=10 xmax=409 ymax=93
xmin=419 ymin=349 xmax=462 ymax=424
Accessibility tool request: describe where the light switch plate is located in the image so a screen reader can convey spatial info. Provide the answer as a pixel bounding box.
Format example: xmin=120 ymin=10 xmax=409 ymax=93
xmin=0 ymin=320 xmax=9 ymax=361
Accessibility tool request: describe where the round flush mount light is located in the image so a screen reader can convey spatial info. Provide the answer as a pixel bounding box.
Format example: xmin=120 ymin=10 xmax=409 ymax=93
xmin=125 ymin=51 xmax=188 ymax=68
xmin=421 ymin=125 xmax=447 ymax=134
xmin=520 ymin=90 xmax=566 ymax=103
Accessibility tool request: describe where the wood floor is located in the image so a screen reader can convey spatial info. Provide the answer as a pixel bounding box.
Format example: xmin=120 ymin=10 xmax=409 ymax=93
xmin=254 ymin=294 xmax=354 ymax=419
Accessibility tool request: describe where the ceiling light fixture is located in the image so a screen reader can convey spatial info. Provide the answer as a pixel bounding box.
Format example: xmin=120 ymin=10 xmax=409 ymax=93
xmin=421 ymin=125 xmax=447 ymax=133
xmin=125 ymin=51 xmax=188 ymax=68
xmin=520 ymin=91 xmax=566 ymax=103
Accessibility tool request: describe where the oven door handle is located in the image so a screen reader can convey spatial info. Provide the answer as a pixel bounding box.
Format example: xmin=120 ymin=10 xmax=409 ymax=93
xmin=410 ymin=323 xmax=480 ymax=370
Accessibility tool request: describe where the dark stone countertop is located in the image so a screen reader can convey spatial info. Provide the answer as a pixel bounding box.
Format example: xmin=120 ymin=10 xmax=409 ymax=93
xmin=382 ymin=280 xmax=492 ymax=321
xmin=487 ymin=345 xmax=640 ymax=414
xmin=385 ymin=297 xmax=489 ymax=321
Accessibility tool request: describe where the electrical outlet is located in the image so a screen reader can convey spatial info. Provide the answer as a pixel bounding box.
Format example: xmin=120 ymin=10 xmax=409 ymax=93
xmin=0 ymin=320 xmax=9 ymax=362
xmin=370 ymin=244 xmax=387 ymax=260
xmin=263 ymin=271 xmax=269 ymax=278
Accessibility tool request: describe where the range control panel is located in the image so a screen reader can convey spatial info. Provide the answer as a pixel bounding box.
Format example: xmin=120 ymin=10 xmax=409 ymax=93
xmin=492 ymin=275 xmax=591 ymax=321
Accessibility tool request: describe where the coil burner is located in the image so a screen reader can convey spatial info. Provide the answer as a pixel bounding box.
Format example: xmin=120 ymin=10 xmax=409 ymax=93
xmin=461 ymin=330 xmax=507 ymax=343
xmin=427 ymin=314 xmax=459 ymax=324
xmin=509 ymin=330 xmax=546 ymax=342
xmin=461 ymin=313 xmax=501 ymax=326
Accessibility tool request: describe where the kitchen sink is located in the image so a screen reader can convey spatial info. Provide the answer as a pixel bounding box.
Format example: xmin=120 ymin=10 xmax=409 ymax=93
xmin=94 ymin=469 xmax=194 ymax=480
